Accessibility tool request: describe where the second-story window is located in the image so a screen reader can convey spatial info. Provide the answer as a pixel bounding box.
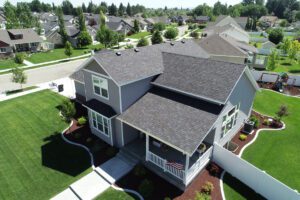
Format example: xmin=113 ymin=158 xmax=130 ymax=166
xmin=92 ymin=75 xmax=109 ymax=99
xmin=221 ymin=103 xmax=240 ymax=138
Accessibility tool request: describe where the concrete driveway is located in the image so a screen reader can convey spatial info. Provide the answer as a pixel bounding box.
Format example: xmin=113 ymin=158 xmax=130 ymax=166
xmin=0 ymin=58 xmax=86 ymax=93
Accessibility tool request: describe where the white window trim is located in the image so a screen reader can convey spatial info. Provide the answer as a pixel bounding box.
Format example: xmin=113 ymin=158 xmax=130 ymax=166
xmin=221 ymin=103 xmax=240 ymax=138
xmin=91 ymin=110 xmax=112 ymax=138
xmin=92 ymin=75 xmax=109 ymax=100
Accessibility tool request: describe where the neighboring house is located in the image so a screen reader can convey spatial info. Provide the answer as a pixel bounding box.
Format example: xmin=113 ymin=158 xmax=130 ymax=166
xmin=0 ymin=29 xmax=43 ymax=54
xmin=0 ymin=11 xmax=6 ymax=30
xmin=261 ymin=41 xmax=276 ymax=49
xmin=194 ymin=16 xmax=210 ymax=24
xmin=121 ymin=17 xmax=148 ymax=32
xmin=145 ymin=16 xmax=171 ymax=31
xmin=207 ymin=15 xmax=242 ymax=29
xmin=203 ymin=23 xmax=250 ymax=43
xmin=70 ymin=40 xmax=259 ymax=190
xmin=197 ymin=34 xmax=258 ymax=65
xmin=171 ymin=15 xmax=190 ymax=24
xmin=63 ymin=15 xmax=75 ymax=24
xmin=234 ymin=17 xmax=248 ymax=30
xmin=259 ymin=16 xmax=278 ymax=28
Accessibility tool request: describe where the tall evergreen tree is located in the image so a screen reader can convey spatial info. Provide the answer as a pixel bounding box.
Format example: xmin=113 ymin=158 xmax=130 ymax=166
xmin=133 ymin=19 xmax=140 ymax=33
xmin=4 ymin=1 xmax=19 ymax=29
xmin=77 ymin=8 xmax=86 ymax=31
xmin=126 ymin=3 xmax=132 ymax=16
xmin=82 ymin=3 xmax=87 ymax=13
xmin=57 ymin=7 xmax=68 ymax=44
xmin=118 ymin=3 xmax=125 ymax=16
xmin=108 ymin=3 xmax=117 ymax=16
xmin=87 ymin=1 xmax=95 ymax=13
xmin=61 ymin=0 xmax=73 ymax=15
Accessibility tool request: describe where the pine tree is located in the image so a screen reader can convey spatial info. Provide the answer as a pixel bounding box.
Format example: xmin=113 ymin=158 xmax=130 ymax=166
xmin=126 ymin=3 xmax=132 ymax=16
xmin=118 ymin=3 xmax=125 ymax=16
xmin=57 ymin=7 xmax=68 ymax=44
xmin=64 ymin=41 xmax=73 ymax=58
xmin=151 ymin=31 xmax=163 ymax=44
xmin=82 ymin=3 xmax=87 ymax=13
xmin=133 ymin=19 xmax=140 ymax=33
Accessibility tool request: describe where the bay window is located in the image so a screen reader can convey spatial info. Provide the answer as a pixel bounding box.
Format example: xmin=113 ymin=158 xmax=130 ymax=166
xmin=91 ymin=111 xmax=111 ymax=137
xmin=92 ymin=75 xmax=109 ymax=99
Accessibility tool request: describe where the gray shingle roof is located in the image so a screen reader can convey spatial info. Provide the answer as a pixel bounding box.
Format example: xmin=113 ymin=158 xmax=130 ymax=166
xmin=153 ymin=52 xmax=246 ymax=103
xmin=70 ymin=70 xmax=84 ymax=83
xmin=0 ymin=29 xmax=42 ymax=45
xmin=92 ymin=40 xmax=210 ymax=85
xmin=118 ymin=87 xmax=222 ymax=155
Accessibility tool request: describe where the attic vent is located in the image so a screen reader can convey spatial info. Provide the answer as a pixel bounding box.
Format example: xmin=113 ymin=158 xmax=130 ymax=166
xmin=170 ymin=42 xmax=175 ymax=46
xmin=134 ymin=48 xmax=139 ymax=52
xmin=181 ymin=40 xmax=185 ymax=44
xmin=116 ymin=52 xmax=122 ymax=56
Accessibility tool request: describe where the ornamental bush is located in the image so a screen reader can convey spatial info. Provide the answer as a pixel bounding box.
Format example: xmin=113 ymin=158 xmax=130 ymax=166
xmin=60 ymin=99 xmax=76 ymax=122
xmin=190 ymin=31 xmax=200 ymax=39
xmin=201 ymin=181 xmax=214 ymax=194
xmin=268 ymin=28 xmax=284 ymax=45
xmin=14 ymin=53 xmax=25 ymax=64
xmin=164 ymin=27 xmax=178 ymax=39
xmin=77 ymin=116 xmax=87 ymax=126
xmin=239 ymin=134 xmax=247 ymax=141
xmin=250 ymin=115 xmax=260 ymax=128
xmin=137 ymin=37 xmax=149 ymax=47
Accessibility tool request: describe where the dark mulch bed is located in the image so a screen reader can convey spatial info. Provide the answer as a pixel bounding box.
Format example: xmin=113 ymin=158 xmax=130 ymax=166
xmin=258 ymin=82 xmax=300 ymax=96
xmin=116 ymin=165 xmax=183 ymax=200
xmin=64 ymin=119 xmax=118 ymax=166
xmin=229 ymin=111 xmax=283 ymax=156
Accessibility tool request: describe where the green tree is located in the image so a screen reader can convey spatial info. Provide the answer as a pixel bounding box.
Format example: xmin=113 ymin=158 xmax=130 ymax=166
xmin=108 ymin=3 xmax=117 ymax=16
xmin=30 ymin=0 xmax=42 ymax=12
xmin=151 ymin=30 xmax=163 ymax=44
xmin=151 ymin=22 xmax=166 ymax=33
xmin=268 ymin=28 xmax=284 ymax=44
xmin=190 ymin=31 xmax=200 ymax=39
xmin=82 ymin=3 xmax=87 ymax=12
xmin=279 ymin=19 xmax=288 ymax=27
xmin=213 ymin=1 xmax=228 ymax=16
xmin=4 ymin=0 xmax=19 ymax=29
xmin=133 ymin=19 xmax=140 ymax=33
xmin=267 ymin=49 xmax=278 ymax=71
xmin=281 ymin=38 xmax=291 ymax=54
xmin=77 ymin=31 xmax=92 ymax=47
xmin=77 ymin=8 xmax=86 ymax=31
xmin=14 ymin=53 xmax=25 ymax=64
xmin=11 ymin=67 xmax=27 ymax=89
xmin=126 ymin=3 xmax=132 ymax=16
xmin=57 ymin=7 xmax=68 ymax=44
xmin=87 ymin=1 xmax=96 ymax=13
xmin=64 ymin=41 xmax=73 ymax=58
xmin=60 ymin=99 xmax=76 ymax=122
xmin=118 ymin=3 xmax=125 ymax=16
xmin=96 ymin=27 xmax=118 ymax=48
xmin=99 ymin=10 xmax=106 ymax=28
xmin=137 ymin=37 xmax=149 ymax=47
xmin=288 ymin=40 xmax=300 ymax=61
xmin=61 ymin=0 xmax=73 ymax=15
xmin=164 ymin=28 xmax=178 ymax=40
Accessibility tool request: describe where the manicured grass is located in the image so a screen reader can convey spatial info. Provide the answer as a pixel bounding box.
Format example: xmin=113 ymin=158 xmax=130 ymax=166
xmin=0 ymin=90 xmax=92 ymax=200
xmin=95 ymin=187 xmax=139 ymax=200
xmin=127 ymin=32 xmax=151 ymax=39
xmin=250 ymin=42 xmax=263 ymax=48
xmin=223 ymin=173 xmax=266 ymax=200
xmin=243 ymin=90 xmax=300 ymax=191
xmin=0 ymin=58 xmax=24 ymax=70
xmin=26 ymin=44 xmax=103 ymax=64
xmin=273 ymin=56 xmax=300 ymax=74
xmin=6 ymin=86 xmax=38 ymax=95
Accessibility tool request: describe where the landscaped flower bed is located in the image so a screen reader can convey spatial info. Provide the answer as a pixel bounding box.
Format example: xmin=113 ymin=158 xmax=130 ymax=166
xmin=258 ymin=82 xmax=300 ymax=96
xmin=64 ymin=120 xmax=118 ymax=166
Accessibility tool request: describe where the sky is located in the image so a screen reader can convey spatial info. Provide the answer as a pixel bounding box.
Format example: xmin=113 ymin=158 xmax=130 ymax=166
xmin=4 ymin=0 xmax=242 ymax=9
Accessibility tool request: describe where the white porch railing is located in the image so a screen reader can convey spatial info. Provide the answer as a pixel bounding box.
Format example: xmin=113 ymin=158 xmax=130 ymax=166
xmin=148 ymin=151 xmax=185 ymax=180
xmin=186 ymin=146 xmax=213 ymax=183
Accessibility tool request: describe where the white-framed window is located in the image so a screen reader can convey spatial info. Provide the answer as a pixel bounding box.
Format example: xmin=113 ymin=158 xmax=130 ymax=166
xmin=0 ymin=48 xmax=6 ymax=53
xmin=221 ymin=103 xmax=240 ymax=138
xmin=92 ymin=75 xmax=109 ymax=99
xmin=91 ymin=111 xmax=111 ymax=137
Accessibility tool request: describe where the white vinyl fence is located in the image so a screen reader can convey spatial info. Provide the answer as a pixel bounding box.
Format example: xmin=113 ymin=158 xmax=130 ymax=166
xmin=213 ymin=144 xmax=300 ymax=200
xmin=251 ymin=70 xmax=300 ymax=86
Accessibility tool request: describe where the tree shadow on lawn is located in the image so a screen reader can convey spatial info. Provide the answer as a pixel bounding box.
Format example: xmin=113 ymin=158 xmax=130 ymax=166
xmin=281 ymin=62 xmax=292 ymax=66
xmin=289 ymin=69 xmax=300 ymax=73
xmin=41 ymin=132 xmax=91 ymax=177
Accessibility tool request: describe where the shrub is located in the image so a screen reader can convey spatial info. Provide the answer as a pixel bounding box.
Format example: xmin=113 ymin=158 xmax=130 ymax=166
xmin=201 ymin=181 xmax=214 ymax=194
xmin=125 ymin=44 xmax=134 ymax=49
xmin=138 ymin=179 xmax=154 ymax=198
xmin=137 ymin=37 xmax=149 ymax=47
xmin=190 ymin=31 xmax=200 ymax=39
xmin=275 ymin=104 xmax=289 ymax=121
xmin=151 ymin=31 xmax=163 ymax=44
xmin=239 ymin=134 xmax=247 ymax=141
xmin=77 ymin=116 xmax=87 ymax=126
xmin=60 ymin=99 xmax=76 ymax=122
xmin=77 ymin=30 xmax=92 ymax=48
xmin=208 ymin=163 xmax=220 ymax=176
xmin=14 ymin=53 xmax=25 ymax=64
xmin=194 ymin=192 xmax=211 ymax=200
xmin=250 ymin=115 xmax=259 ymax=128
xmin=198 ymin=24 xmax=206 ymax=29
xmin=105 ymin=147 xmax=117 ymax=157
xmin=151 ymin=22 xmax=166 ymax=33
xmin=164 ymin=27 xmax=178 ymax=39
xmin=268 ymin=28 xmax=284 ymax=45
xmin=134 ymin=165 xmax=147 ymax=177
xmin=263 ymin=119 xmax=271 ymax=126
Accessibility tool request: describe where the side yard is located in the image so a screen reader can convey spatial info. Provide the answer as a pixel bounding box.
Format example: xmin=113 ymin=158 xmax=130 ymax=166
xmin=0 ymin=58 xmax=24 ymax=70
xmin=0 ymin=90 xmax=92 ymax=200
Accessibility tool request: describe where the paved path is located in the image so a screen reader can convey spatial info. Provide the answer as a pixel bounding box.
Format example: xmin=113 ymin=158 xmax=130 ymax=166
xmin=52 ymin=155 xmax=137 ymax=200
xmin=0 ymin=58 xmax=86 ymax=93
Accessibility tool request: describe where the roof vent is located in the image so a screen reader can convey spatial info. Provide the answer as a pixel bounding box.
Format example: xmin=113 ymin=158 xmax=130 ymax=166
xmin=116 ymin=52 xmax=122 ymax=56
xmin=134 ymin=48 xmax=139 ymax=52
xmin=170 ymin=42 xmax=175 ymax=46
xmin=181 ymin=40 xmax=185 ymax=44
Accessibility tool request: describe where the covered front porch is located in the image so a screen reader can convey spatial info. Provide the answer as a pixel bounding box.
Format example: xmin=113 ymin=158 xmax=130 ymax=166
xmin=121 ymin=132 xmax=214 ymax=187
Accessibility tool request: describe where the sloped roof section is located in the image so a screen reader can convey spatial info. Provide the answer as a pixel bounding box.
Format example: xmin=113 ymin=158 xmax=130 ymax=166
xmin=153 ymin=52 xmax=246 ymax=104
xmin=92 ymin=40 xmax=209 ymax=85
xmin=118 ymin=87 xmax=222 ymax=155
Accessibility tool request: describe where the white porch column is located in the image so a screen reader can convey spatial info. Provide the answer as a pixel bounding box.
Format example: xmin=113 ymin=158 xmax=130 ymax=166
xmin=184 ymin=154 xmax=190 ymax=185
xmin=145 ymin=134 xmax=149 ymax=161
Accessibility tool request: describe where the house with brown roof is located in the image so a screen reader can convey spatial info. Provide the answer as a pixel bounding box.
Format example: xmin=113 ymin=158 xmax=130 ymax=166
xmin=0 ymin=29 xmax=43 ymax=54
xmin=70 ymin=40 xmax=259 ymax=190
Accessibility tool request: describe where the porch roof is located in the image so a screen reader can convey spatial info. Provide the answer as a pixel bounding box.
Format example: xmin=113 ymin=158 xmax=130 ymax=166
xmin=82 ymin=99 xmax=117 ymax=118
xmin=118 ymin=88 xmax=222 ymax=155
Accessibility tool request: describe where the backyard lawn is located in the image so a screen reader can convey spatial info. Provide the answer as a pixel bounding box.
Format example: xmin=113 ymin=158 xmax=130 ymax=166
xmin=127 ymin=31 xmax=151 ymax=39
xmin=223 ymin=90 xmax=300 ymax=198
xmin=0 ymin=90 xmax=92 ymax=200
xmin=273 ymin=56 xmax=300 ymax=74
xmin=26 ymin=44 xmax=103 ymax=64
xmin=95 ymin=188 xmax=138 ymax=200
xmin=0 ymin=58 xmax=24 ymax=70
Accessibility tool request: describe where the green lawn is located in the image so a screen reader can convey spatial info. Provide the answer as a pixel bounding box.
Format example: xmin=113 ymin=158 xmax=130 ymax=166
xmin=95 ymin=187 xmax=138 ymax=200
xmin=223 ymin=173 xmax=266 ymax=200
xmin=250 ymin=42 xmax=263 ymax=48
xmin=26 ymin=44 xmax=103 ymax=64
xmin=127 ymin=32 xmax=151 ymax=39
xmin=273 ymin=56 xmax=300 ymax=74
xmin=0 ymin=58 xmax=24 ymax=70
xmin=245 ymin=90 xmax=300 ymax=190
xmin=0 ymin=90 xmax=92 ymax=200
